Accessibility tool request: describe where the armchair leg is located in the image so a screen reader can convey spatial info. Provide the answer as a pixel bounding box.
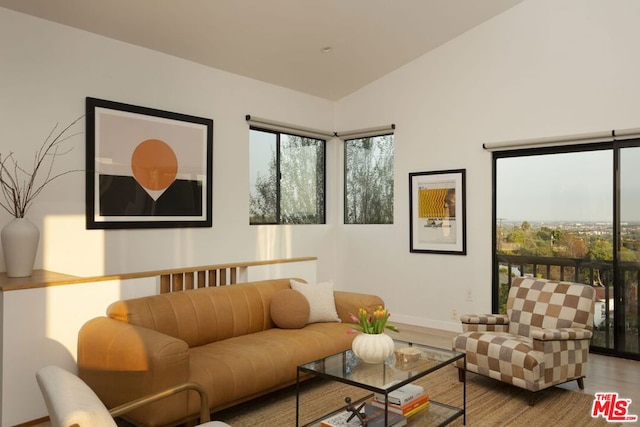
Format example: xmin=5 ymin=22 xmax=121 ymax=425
xmin=457 ymin=367 xmax=465 ymax=382
xmin=577 ymin=377 xmax=585 ymax=390
xmin=528 ymin=392 xmax=537 ymax=406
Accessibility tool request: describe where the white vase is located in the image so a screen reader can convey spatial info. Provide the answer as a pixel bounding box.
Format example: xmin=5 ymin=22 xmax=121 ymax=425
xmin=351 ymin=333 xmax=395 ymax=364
xmin=1 ymin=218 xmax=40 ymax=277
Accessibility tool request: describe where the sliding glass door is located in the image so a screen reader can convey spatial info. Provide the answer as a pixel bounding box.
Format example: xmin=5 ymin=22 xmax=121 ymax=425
xmin=493 ymin=141 xmax=640 ymax=359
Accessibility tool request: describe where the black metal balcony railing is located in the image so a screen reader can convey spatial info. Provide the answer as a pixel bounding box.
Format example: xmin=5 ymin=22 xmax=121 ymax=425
xmin=496 ymin=254 xmax=624 ymax=286
xmin=495 ymin=254 xmax=640 ymax=355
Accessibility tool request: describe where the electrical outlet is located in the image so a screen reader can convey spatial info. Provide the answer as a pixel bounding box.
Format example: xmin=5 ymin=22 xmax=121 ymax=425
xmin=451 ymin=309 xmax=458 ymax=320
xmin=465 ymin=289 xmax=473 ymax=301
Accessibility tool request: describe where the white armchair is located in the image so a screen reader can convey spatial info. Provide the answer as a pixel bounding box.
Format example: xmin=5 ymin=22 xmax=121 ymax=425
xmin=36 ymin=365 xmax=230 ymax=427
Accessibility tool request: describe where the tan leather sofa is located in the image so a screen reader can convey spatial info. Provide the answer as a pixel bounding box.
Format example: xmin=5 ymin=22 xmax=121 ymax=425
xmin=77 ymin=278 xmax=383 ymax=427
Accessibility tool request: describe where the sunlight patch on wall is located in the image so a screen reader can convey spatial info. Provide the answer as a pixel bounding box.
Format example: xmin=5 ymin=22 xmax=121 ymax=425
xmin=256 ymin=225 xmax=293 ymax=261
xmin=43 ymin=215 xmax=105 ymax=276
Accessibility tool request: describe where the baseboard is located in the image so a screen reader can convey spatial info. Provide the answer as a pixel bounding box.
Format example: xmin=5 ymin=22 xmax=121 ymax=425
xmin=391 ymin=314 xmax=463 ymax=333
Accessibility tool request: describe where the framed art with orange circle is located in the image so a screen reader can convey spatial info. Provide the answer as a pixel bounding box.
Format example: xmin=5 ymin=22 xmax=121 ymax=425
xmin=86 ymin=97 xmax=213 ymax=229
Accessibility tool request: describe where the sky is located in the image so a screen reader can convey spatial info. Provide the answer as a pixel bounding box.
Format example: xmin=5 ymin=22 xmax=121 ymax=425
xmin=249 ymin=129 xmax=276 ymax=197
xmin=496 ymin=147 xmax=640 ymax=223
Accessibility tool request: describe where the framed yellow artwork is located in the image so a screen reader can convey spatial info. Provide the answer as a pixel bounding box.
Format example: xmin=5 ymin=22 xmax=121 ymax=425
xmin=409 ymin=169 xmax=466 ymax=254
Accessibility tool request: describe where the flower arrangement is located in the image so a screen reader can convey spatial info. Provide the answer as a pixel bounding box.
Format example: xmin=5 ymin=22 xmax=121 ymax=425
xmin=348 ymin=306 xmax=399 ymax=334
xmin=0 ymin=117 xmax=82 ymax=218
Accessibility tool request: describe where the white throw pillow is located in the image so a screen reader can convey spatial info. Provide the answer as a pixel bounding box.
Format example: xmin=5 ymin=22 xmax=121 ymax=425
xmin=290 ymin=279 xmax=341 ymax=324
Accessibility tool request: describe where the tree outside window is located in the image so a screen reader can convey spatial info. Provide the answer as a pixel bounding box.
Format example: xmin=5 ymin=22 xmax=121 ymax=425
xmin=344 ymin=134 xmax=394 ymax=224
xmin=249 ymin=128 xmax=325 ymax=224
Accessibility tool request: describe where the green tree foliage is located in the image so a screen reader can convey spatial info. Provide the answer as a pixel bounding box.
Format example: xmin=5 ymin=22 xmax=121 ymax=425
xmin=499 ymin=223 xmax=612 ymax=260
xmin=506 ymin=229 xmax=525 ymax=245
xmin=250 ymin=154 xmax=277 ymax=223
xmin=588 ymin=239 xmax=613 ymax=261
xmin=345 ymin=135 xmax=394 ymax=224
xmin=558 ymin=233 xmax=588 ymax=258
xmin=536 ymin=227 xmax=552 ymax=241
xmin=280 ymin=136 xmax=324 ymax=224
xmin=250 ymin=134 xmax=324 ymax=224
xmin=621 ymin=226 xmax=640 ymax=262
xmin=620 ymin=247 xmax=640 ymax=262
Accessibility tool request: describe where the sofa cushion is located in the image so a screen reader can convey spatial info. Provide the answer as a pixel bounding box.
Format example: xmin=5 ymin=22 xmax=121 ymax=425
xmin=290 ymin=280 xmax=341 ymax=324
xmin=188 ymin=323 xmax=355 ymax=412
xmin=107 ymin=279 xmax=293 ymax=347
xmin=270 ymin=289 xmax=310 ymax=329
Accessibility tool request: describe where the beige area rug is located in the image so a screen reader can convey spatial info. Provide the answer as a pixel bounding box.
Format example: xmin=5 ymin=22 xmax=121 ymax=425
xmin=213 ymin=366 xmax=620 ymax=427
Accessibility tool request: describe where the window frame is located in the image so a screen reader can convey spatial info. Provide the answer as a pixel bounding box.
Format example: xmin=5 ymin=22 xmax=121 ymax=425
xmin=491 ymin=141 xmax=613 ymax=311
xmin=249 ymin=126 xmax=326 ymax=225
xmin=491 ymin=139 xmax=640 ymax=359
xmin=343 ymin=132 xmax=395 ymax=225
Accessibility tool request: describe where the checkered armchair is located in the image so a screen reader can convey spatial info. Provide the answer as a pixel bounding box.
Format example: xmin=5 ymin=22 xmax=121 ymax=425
xmin=452 ymin=277 xmax=596 ymax=404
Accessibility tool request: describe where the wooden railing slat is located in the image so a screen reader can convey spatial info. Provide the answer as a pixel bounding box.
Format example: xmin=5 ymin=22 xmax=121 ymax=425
xmin=185 ymin=272 xmax=194 ymax=290
xmin=220 ymin=270 xmax=227 ymax=286
xmin=197 ymin=271 xmax=206 ymax=288
xmin=160 ymin=275 xmax=171 ymax=294
xmin=172 ymin=273 xmax=183 ymax=292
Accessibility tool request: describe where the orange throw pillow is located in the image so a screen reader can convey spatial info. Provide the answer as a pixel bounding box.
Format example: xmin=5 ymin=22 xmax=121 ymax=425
xmin=270 ymin=289 xmax=310 ymax=329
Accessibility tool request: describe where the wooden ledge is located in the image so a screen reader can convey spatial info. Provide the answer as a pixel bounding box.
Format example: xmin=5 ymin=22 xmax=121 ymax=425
xmin=0 ymin=270 xmax=80 ymax=291
xmin=0 ymin=257 xmax=318 ymax=292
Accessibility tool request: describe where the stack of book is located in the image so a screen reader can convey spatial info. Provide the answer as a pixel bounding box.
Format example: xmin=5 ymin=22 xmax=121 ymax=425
xmin=372 ymin=383 xmax=429 ymax=417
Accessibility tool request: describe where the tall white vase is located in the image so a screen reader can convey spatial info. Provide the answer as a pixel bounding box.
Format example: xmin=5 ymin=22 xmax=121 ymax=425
xmin=1 ymin=218 xmax=40 ymax=277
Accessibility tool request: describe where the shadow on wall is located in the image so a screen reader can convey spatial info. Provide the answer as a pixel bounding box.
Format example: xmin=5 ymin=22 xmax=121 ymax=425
xmin=41 ymin=338 xmax=77 ymax=371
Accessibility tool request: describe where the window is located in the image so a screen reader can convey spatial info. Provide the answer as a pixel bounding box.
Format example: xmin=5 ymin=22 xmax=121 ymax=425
xmin=493 ymin=141 xmax=640 ymax=357
xmin=344 ymin=134 xmax=394 ymax=224
xmin=249 ymin=128 xmax=325 ymax=224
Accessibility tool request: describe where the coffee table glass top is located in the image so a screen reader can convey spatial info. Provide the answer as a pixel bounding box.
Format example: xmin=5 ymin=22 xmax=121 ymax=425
xmin=298 ymin=340 xmax=463 ymax=393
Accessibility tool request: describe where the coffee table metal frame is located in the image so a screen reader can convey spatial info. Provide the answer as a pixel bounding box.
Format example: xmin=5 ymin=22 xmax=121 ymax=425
xmin=296 ymin=340 xmax=466 ymax=426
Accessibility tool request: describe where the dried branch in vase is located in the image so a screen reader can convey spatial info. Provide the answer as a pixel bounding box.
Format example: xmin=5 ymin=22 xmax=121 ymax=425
xmin=0 ymin=117 xmax=83 ymax=218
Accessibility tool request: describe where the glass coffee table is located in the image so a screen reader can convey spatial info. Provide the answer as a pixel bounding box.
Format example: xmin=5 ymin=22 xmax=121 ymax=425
xmin=296 ymin=339 xmax=465 ymax=426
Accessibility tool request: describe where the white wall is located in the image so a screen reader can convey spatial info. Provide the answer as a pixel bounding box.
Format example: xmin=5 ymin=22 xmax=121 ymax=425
xmin=335 ymin=0 xmax=640 ymax=330
xmin=0 ymin=7 xmax=337 ymax=280
xmin=2 ymin=278 xmax=156 ymax=426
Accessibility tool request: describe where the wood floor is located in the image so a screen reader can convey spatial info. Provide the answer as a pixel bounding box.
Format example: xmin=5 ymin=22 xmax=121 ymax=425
xmin=393 ymin=322 xmax=640 ymax=411
xmin=32 ymin=323 xmax=640 ymax=426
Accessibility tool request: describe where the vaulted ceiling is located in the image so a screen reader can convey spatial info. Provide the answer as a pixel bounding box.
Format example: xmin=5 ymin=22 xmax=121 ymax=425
xmin=0 ymin=0 xmax=523 ymax=100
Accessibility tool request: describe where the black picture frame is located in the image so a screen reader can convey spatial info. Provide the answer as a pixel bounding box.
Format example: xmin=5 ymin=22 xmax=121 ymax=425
xmin=409 ymin=169 xmax=466 ymax=255
xmin=86 ymin=97 xmax=213 ymax=229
